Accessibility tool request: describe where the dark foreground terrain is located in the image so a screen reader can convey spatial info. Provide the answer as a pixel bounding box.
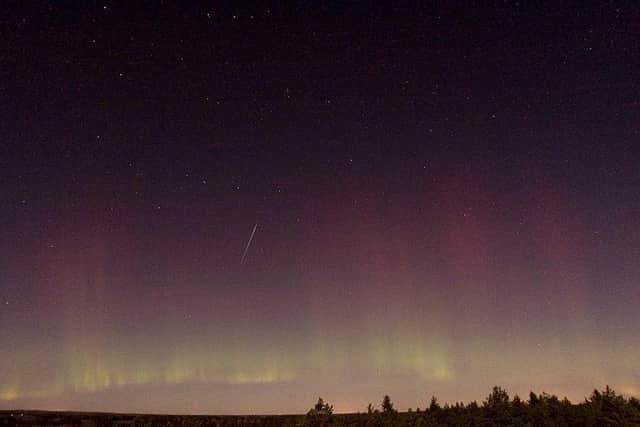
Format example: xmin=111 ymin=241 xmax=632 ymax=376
xmin=2 ymin=386 xmax=639 ymax=426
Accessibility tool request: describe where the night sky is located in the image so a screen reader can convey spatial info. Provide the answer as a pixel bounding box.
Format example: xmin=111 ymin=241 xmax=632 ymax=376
xmin=1 ymin=2 xmax=639 ymax=415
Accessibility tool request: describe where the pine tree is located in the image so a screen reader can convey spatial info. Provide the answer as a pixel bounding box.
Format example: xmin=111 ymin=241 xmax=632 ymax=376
xmin=381 ymin=395 xmax=395 ymax=413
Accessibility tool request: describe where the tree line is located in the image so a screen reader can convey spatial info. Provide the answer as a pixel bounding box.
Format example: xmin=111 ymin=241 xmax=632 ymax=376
xmin=304 ymin=386 xmax=640 ymax=426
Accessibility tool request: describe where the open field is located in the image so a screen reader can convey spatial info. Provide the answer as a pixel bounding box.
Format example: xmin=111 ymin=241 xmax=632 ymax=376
xmin=1 ymin=411 xmax=310 ymax=426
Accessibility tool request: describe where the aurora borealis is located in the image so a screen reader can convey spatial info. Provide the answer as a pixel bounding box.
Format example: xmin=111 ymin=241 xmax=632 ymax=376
xmin=1 ymin=2 xmax=639 ymax=415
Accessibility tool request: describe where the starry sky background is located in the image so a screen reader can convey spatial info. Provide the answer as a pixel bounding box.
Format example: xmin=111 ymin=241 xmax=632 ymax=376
xmin=1 ymin=1 xmax=639 ymax=415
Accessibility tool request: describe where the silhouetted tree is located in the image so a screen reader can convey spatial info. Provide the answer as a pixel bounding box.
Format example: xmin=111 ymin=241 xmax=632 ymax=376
xmin=583 ymin=385 xmax=633 ymax=426
xmin=484 ymin=386 xmax=510 ymax=407
xmin=428 ymin=396 xmax=440 ymax=411
xmin=365 ymin=402 xmax=382 ymax=427
xmin=381 ymin=395 xmax=395 ymax=413
xmin=482 ymin=386 xmax=512 ymax=426
xmin=313 ymin=397 xmax=333 ymax=415
xmin=304 ymin=397 xmax=333 ymax=427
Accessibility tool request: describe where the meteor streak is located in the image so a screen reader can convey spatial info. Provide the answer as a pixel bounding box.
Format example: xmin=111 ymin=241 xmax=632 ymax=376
xmin=240 ymin=223 xmax=258 ymax=264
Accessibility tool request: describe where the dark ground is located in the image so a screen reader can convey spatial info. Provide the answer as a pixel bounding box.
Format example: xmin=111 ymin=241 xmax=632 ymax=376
xmin=0 ymin=411 xmax=309 ymax=426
